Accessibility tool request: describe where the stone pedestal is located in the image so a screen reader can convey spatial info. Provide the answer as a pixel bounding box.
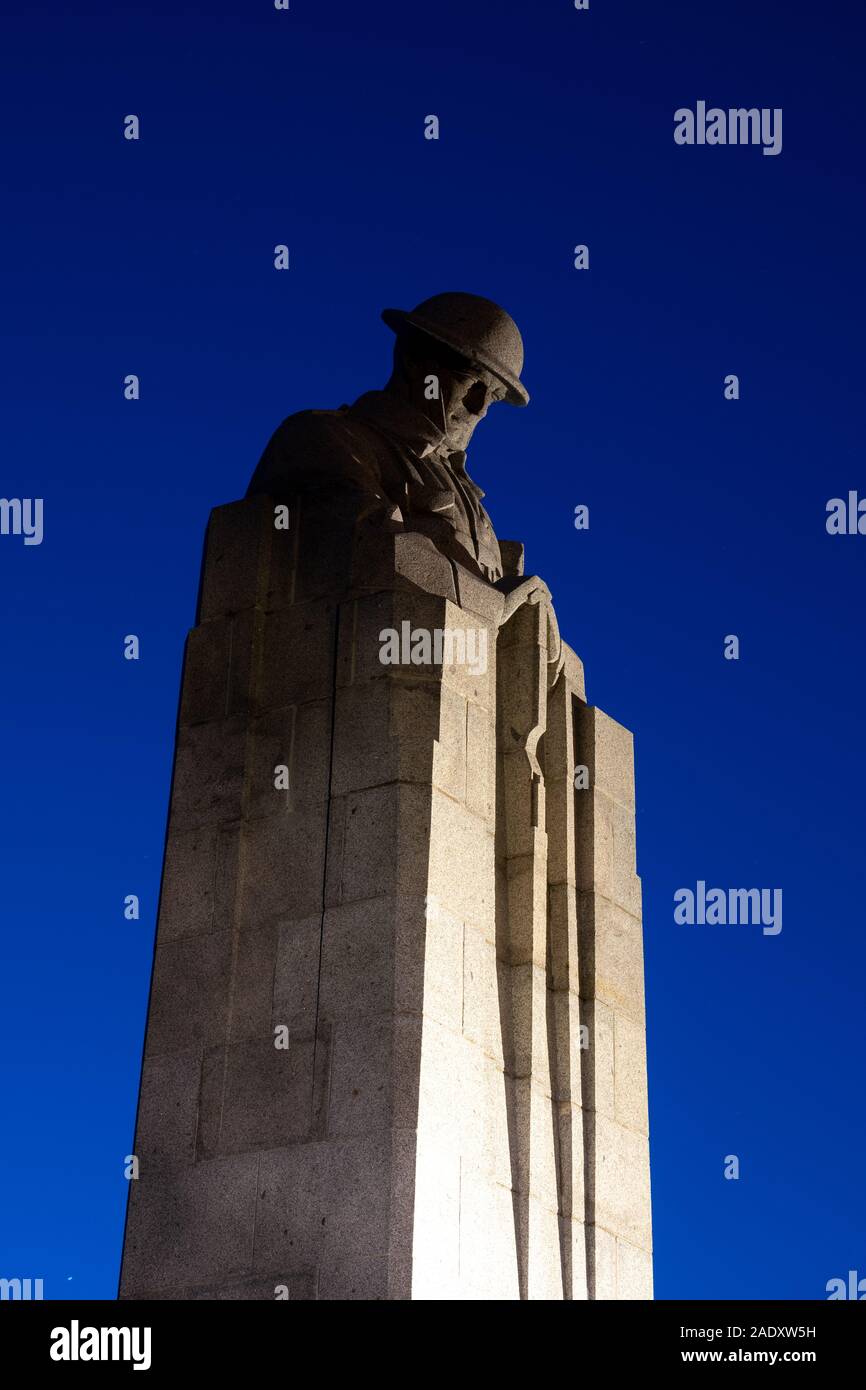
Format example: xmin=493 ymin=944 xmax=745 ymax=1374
xmin=119 ymin=492 xmax=652 ymax=1300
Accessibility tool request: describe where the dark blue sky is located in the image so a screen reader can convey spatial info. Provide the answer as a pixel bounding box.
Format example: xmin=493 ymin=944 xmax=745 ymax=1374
xmin=1 ymin=0 xmax=864 ymax=1300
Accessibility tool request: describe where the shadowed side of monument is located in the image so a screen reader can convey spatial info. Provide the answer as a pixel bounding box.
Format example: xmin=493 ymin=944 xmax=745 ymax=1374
xmin=120 ymin=492 xmax=435 ymax=1298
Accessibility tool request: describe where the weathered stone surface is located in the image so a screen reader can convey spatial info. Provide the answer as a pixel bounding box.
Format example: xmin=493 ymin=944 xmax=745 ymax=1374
xmin=393 ymin=530 xmax=458 ymax=601
xmin=253 ymin=1134 xmax=403 ymax=1298
xmin=196 ymin=1034 xmax=320 ymax=1157
xmin=573 ymin=695 xmax=652 ymax=1294
xmin=247 ymin=699 xmax=331 ymax=817
xmin=409 ymin=1138 xmax=461 ymax=1299
xmin=327 ymin=1012 xmax=423 ymax=1137
xmin=157 ymin=825 xmax=220 ymax=942
xmin=121 ymin=1154 xmax=258 ymax=1295
xmin=466 ymin=699 xmax=494 ymax=820
xmin=134 ymin=1048 xmax=202 ymax=1173
xmin=462 ymin=924 xmax=505 ymax=1062
xmin=584 ymin=996 xmax=615 ymax=1120
xmin=179 ymin=620 xmax=232 ymax=726
xmin=589 ymin=1223 xmax=618 ymax=1301
xmin=339 ymin=783 xmax=430 ymax=902
xmin=229 ymin=921 xmax=282 ymax=1042
xmin=240 ymin=811 xmax=327 ymax=923
xmin=592 ymin=1115 xmax=652 ymax=1253
xmin=580 ymin=896 xmax=647 ymax=1027
xmin=188 ymin=1271 xmax=317 ymax=1300
xmin=617 ymin=1236 xmax=654 ymax=1300
xmin=458 ymin=1173 xmax=521 ymax=1300
xmin=559 ymin=641 xmax=586 ymax=701
xmin=454 ymin=562 xmax=506 ymax=624
xmin=428 ymin=788 xmax=495 ymax=928
xmin=614 ymin=1010 xmax=650 ymax=1135
xmin=256 ymin=601 xmax=336 ymax=710
xmin=416 ymin=895 xmax=464 ymax=1034
xmin=197 ymin=497 xmax=272 ymax=623
xmin=143 ymin=930 xmax=233 ymax=1058
xmin=272 ymin=914 xmax=322 ymax=1029
xmin=317 ymin=898 xmax=396 ymax=1020
xmin=170 ymin=717 xmax=247 ymax=831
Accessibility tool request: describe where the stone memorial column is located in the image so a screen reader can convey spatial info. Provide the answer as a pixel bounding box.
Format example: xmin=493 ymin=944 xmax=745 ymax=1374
xmin=119 ymin=290 xmax=653 ymax=1300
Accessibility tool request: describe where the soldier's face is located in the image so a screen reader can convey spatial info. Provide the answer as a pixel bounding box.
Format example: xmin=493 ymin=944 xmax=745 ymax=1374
xmin=441 ymin=367 xmax=506 ymax=449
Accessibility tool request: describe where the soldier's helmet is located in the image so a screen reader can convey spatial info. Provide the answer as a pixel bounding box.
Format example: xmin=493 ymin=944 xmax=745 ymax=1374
xmin=381 ymin=292 xmax=529 ymax=406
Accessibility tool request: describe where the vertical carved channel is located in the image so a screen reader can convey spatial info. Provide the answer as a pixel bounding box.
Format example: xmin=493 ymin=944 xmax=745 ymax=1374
xmin=495 ymin=598 xmax=560 ymax=1298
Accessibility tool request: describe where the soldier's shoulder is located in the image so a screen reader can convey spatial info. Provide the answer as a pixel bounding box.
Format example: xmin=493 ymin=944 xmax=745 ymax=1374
xmin=268 ymin=406 xmax=355 ymax=446
xmin=247 ymin=406 xmax=381 ymax=497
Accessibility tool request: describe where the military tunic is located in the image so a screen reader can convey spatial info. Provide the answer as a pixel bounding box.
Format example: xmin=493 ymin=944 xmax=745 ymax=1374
xmin=247 ymin=390 xmax=503 ymax=582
